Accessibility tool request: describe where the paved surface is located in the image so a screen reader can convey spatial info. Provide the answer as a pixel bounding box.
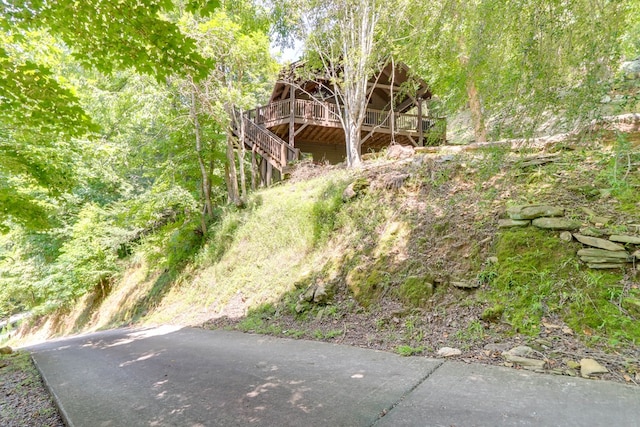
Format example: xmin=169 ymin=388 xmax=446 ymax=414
xmin=26 ymin=327 xmax=640 ymax=427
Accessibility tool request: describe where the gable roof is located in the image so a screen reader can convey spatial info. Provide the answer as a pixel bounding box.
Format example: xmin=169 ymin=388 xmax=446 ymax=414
xmin=269 ymin=61 xmax=431 ymax=113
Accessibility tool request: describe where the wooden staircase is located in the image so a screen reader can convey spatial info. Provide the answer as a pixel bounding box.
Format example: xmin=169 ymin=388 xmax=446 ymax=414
xmin=234 ymin=115 xmax=299 ymax=174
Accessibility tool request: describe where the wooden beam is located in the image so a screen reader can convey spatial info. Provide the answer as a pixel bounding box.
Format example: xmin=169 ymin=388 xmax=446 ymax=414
xmin=396 ymin=87 xmax=429 ymax=112
xmin=380 ymin=65 xmax=391 ymax=81
xmin=281 ymin=84 xmax=290 ymax=101
xmin=367 ymin=82 xmax=402 ymax=91
xmin=361 ymin=128 xmax=376 ymax=144
xmin=406 ymin=135 xmax=418 ymax=147
xmin=294 ymin=123 xmax=309 ymax=136
xmin=360 ymin=125 xmax=419 ymax=137
xmin=369 ymin=91 xmax=387 ymax=108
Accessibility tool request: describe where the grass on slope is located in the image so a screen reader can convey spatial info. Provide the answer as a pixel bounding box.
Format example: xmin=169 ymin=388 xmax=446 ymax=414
xmin=10 ymin=132 xmax=640 ymax=365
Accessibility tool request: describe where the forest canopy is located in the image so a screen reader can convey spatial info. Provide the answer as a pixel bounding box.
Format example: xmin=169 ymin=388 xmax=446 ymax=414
xmin=0 ymin=0 xmax=638 ymax=318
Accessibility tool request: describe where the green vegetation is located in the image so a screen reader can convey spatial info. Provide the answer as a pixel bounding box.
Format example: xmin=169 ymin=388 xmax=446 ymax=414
xmin=453 ymin=320 xmax=485 ymax=349
xmin=596 ymin=133 xmax=640 ymax=214
xmin=398 ymin=276 xmax=435 ymax=308
xmin=396 ymin=345 xmax=425 ymax=357
xmin=479 ymin=227 xmax=639 ymax=346
xmin=0 ymin=1 xmax=638 ymax=370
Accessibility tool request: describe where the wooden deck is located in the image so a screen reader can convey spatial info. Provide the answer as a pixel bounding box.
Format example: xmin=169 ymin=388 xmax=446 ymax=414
xmin=245 ymin=99 xmax=445 ymax=148
xmin=233 ymin=97 xmax=446 ymax=183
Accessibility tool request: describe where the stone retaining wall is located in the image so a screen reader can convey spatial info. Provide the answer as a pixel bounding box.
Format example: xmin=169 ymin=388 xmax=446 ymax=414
xmin=499 ymin=205 xmax=639 ymax=269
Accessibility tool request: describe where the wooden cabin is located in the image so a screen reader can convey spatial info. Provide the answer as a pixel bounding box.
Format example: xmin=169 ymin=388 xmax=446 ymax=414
xmin=233 ymin=62 xmax=445 ymax=184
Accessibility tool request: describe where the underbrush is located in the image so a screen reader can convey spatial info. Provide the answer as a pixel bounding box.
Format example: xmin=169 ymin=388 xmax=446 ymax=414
xmin=479 ymin=227 xmax=640 ymax=348
xmin=9 ymin=133 xmax=640 ymax=359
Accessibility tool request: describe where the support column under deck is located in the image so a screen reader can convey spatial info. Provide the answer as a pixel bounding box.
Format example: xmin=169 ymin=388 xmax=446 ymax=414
xmin=266 ymin=162 xmax=273 ymax=187
xmin=289 ymin=84 xmax=295 ymax=147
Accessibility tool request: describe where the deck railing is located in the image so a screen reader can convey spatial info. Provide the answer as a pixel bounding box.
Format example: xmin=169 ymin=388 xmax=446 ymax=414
xmin=245 ymin=99 xmax=445 ymax=143
xmin=242 ymin=118 xmax=298 ymax=171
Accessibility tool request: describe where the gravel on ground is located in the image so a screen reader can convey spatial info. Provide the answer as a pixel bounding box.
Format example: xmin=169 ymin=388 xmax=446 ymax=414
xmin=0 ymin=350 xmax=64 ymax=427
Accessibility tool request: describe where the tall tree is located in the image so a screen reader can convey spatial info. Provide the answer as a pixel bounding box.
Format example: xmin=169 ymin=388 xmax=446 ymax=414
xmin=0 ymin=1 xmax=220 ymax=231
xmin=0 ymin=33 xmax=96 ymax=231
xmin=278 ymin=0 xmax=410 ymax=167
xmin=177 ymin=7 xmax=277 ymax=205
xmin=403 ymin=0 xmax=630 ymax=140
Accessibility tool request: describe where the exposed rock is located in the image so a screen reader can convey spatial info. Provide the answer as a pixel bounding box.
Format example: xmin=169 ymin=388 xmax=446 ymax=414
xmin=503 ymin=354 xmax=546 ymax=370
xmin=437 ymin=347 xmax=462 ymax=357
xmin=498 ymin=219 xmax=530 ymax=228
xmin=573 ymin=234 xmax=626 ymax=251
xmin=342 ymin=178 xmax=369 ymax=201
xmin=633 ymin=250 xmax=640 ymax=259
xmin=342 ymin=185 xmax=357 ymax=201
xmin=580 ymin=256 xmax=630 ymax=264
xmin=566 ymin=360 xmax=581 ymax=370
xmin=532 ymin=338 xmax=552 ymax=349
xmin=580 ymin=358 xmax=608 ymax=378
xmin=580 ymin=208 xmax=611 ymax=225
xmin=579 ymin=227 xmax=606 ymax=237
xmin=622 ymin=58 xmax=640 ymax=79
xmin=294 ymin=301 xmax=307 ymax=313
xmin=577 ymin=248 xmax=630 ymax=259
xmin=628 ymin=224 xmax=640 ymax=233
xmin=451 ymin=280 xmax=479 ymax=289
xmin=591 ymin=216 xmax=611 ymax=226
xmin=484 ymin=343 xmax=511 ymax=352
xmin=376 ymin=172 xmax=410 ymax=190
xmin=609 ymin=234 xmax=640 ymax=245
xmin=532 ymin=217 xmax=581 ymax=230
xmin=0 ymin=346 xmax=13 ymax=354
xmin=507 ymin=205 xmax=564 ymax=220
xmin=387 ymin=144 xmax=415 ymax=160
xmin=486 ymin=256 xmax=499 ymax=264
xmin=311 ymin=282 xmax=332 ymax=304
xmin=435 ymin=154 xmax=455 ymax=163
xmin=559 ymin=231 xmax=573 ymax=242
xmin=503 ymin=346 xmax=536 ymax=358
xmin=588 ymin=263 xmax=627 ymax=269
xmin=296 ymin=281 xmax=334 ymax=312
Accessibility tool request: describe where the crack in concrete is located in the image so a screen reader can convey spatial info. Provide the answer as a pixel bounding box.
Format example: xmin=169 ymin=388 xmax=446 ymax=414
xmin=369 ymin=359 xmax=445 ymax=426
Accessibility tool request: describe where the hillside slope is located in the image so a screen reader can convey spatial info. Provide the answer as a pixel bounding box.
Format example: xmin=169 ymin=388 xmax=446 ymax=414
xmin=12 ymin=124 xmax=640 ymax=384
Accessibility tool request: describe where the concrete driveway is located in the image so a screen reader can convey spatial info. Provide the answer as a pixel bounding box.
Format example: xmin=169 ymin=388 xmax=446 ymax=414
xmin=27 ymin=327 xmax=640 ymax=426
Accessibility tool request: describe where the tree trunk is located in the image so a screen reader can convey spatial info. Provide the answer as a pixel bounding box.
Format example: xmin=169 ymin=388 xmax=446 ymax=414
xmin=237 ymin=147 xmax=247 ymax=199
xmin=234 ymin=108 xmax=247 ymax=199
xmin=250 ymin=147 xmax=257 ymax=191
xmin=467 ymin=77 xmax=487 ymax=142
xmin=225 ymin=133 xmax=240 ymax=204
xmin=189 ymin=89 xmax=213 ymax=225
xmin=345 ymin=119 xmax=363 ymax=167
